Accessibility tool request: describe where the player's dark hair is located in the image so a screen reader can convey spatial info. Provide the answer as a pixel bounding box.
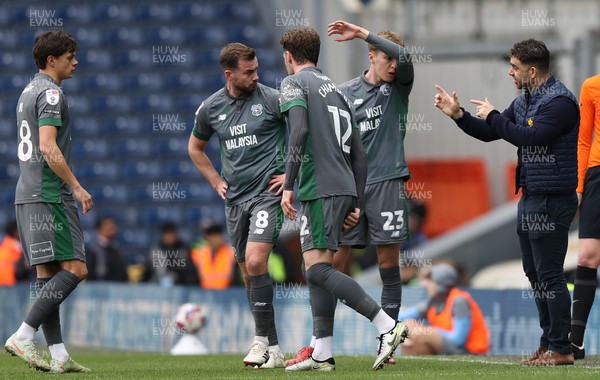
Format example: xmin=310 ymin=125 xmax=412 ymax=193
xmin=368 ymin=30 xmax=405 ymax=52
xmin=509 ymin=39 xmax=550 ymax=74
xmin=32 ymin=30 xmax=78 ymax=70
xmin=279 ymin=27 xmax=320 ymax=65
xmin=220 ymin=43 xmax=256 ymax=71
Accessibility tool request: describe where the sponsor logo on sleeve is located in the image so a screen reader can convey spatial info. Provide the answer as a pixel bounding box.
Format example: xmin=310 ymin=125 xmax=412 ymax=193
xmin=46 ymin=89 xmax=60 ymax=105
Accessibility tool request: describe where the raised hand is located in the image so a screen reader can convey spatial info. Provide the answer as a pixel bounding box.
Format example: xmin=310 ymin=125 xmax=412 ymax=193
xmin=434 ymin=85 xmax=463 ymax=120
xmin=327 ymin=20 xmax=368 ymax=42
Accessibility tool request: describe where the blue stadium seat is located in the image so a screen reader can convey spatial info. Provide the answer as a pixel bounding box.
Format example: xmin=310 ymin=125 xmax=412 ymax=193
xmin=135 ymin=4 xmax=174 ymax=21
xmin=19 ymin=29 xmax=39 ymax=47
xmin=65 ymin=4 xmax=92 ymax=24
xmin=113 ymin=49 xmax=153 ymax=69
xmin=133 ymin=94 xmax=174 ymax=113
xmin=9 ymin=5 xmax=29 ymax=24
xmin=110 ymin=137 xmax=152 ymax=158
xmin=123 ymin=73 xmax=164 ymax=92
xmin=164 ymin=160 xmax=197 ymax=179
xmin=187 ymin=26 xmax=226 ymax=47
xmin=65 ymin=95 xmax=91 ymax=114
xmin=81 ymin=73 xmax=121 ymax=92
xmin=146 ymin=26 xmax=186 ymax=45
xmin=131 ymin=183 xmax=155 ymax=202
xmin=118 ymin=228 xmax=150 ymax=248
xmin=227 ymin=25 xmax=269 ymax=46
xmin=91 ymin=3 xmax=133 ymax=22
xmin=105 ymin=116 xmax=144 ymax=136
xmin=0 ymin=120 xmax=14 ymax=139
xmin=175 ymin=95 xmax=208 ymax=115
xmin=76 ymin=50 xmax=111 ymax=70
xmin=231 ymin=2 xmax=258 ymax=20
xmin=71 ymin=117 xmax=100 ymax=138
xmin=0 ymin=164 xmax=19 ymax=181
xmin=73 ymin=27 xmax=102 ymax=48
xmin=70 ymin=138 xmax=108 ymax=158
xmin=121 ymin=161 xmax=161 ymax=181
xmin=194 ymin=48 xmax=221 ymax=68
xmin=153 ymin=137 xmax=187 ymax=157
xmin=173 ymin=3 xmax=216 ymax=22
xmin=90 ymin=95 xmax=131 ymax=113
xmin=177 ymin=182 xmax=215 ymax=202
xmin=141 ymin=205 xmax=182 ymax=227
xmin=0 ymin=30 xmax=18 ymax=49
xmin=0 ymin=74 xmax=29 ymax=92
xmin=75 ymin=162 xmax=118 ymax=182
xmin=103 ymin=27 xmax=143 ymax=46
xmin=1 ymin=52 xmax=27 ymax=71
xmin=89 ymin=184 xmax=128 ymax=202
xmin=1 ymin=186 xmax=15 ymax=204
xmin=164 ymin=73 xmax=206 ymax=92
xmin=0 ymin=141 xmax=17 ymax=161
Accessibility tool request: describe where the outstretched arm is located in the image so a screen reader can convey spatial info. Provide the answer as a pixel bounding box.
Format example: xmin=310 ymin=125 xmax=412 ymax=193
xmin=434 ymin=85 xmax=500 ymax=142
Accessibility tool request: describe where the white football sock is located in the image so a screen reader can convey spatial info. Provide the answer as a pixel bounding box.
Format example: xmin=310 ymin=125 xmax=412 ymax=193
xmin=310 ymin=335 xmax=316 ymax=348
xmin=253 ymin=336 xmax=268 ymax=345
xmin=312 ymin=336 xmax=332 ymax=361
xmin=49 ymin=343 xmax=69 ymax=362
xmin=15 ymin=322 xmax=35 ymax=341
xmin=372 ymin=309 xmax=396 ymax=335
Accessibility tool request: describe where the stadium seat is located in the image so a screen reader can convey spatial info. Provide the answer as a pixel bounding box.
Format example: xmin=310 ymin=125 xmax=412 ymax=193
xmin=133 ymin=94 xmax=174 ymax=114
xmin=81 ymin=73 xmax=121 ymax=92
xmin=0 ymin=161 xmax=18 ymax=181
xmin=73 ymin=27 xmax=102 ymax=48
xmin=112 ymin=49 xmax=153 ymax=69
xmin=105 ymin=116 xmax=144 ymax=136
xmin=71 ymin=116 xmax=100 ymax=138
xmin=103 ymin=26 xmax=143 ymax=46
xmin=227 ymin=25 xmax=269 ymax=46
xmin=0 ymin=30 xmax=18 ymax=49
xmin=121 ymin=161 xmax=162 ymax=181
xmin=1 ymin=186 xmax=15 ymax=204
xmin=90 ymin=95 xmax=131 ymax=113
xmin=118 ymin=227 xmax=151 ymax=248
xmin=0 ymin=137 xmax=18 ymax=157
xmin=110 ymin=137 xmax=152 ymax=158
xmin=186 ymin=26 xmax=226 ymax=47
xmin=123 ymin=72 xmax=163 ymax=92
xmin=131 ymin=183 xmax=156 ymax=202
xmin=407 ymin=159 xmax=491 ymax=238
xmin=173 ymin=3 xmax=216 ymax=21
xmin=65 ymin=95 xmax=91 ymax=114
xmin=0 ymin=74 xmax=29 ymax=92
xmin=134 ymin=3 xmax=174 ymax=21
xmin=164 ymin=160 xmax=198 ymax=179
xmin=89 ymin=184 xmax=128 ymax=202
xmin=1 ymin=52 xmax=27 ymax=71
xmin=153 ymin=137 xmax=188 ymax=157
xmin=75 ymin=161 xmax=119 ymax=182
xmin=70 ymin=138 xmax=109 ymax=158
xmin=146 ymin=26 xmax=186 ymax=45
xmin=141 ymin=205 xmax=182 ymax=227
xmin=95 ymin=204 xmax=139 ymax=228
xmin=91 ymin=3 xmax=133 ymax=22
xmin=65 ymin=4 xmax=92 ymax=24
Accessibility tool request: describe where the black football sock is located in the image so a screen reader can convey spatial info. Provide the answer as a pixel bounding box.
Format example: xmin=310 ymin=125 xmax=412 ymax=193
xmin=306 ymin=263 xmax=380 ymax=321
xmin=571 ymin=265 xmax=598 ymax=346
xmin=379 ymin=266 xmax=402 ymax=320
xmin=35 ymin=278 xmax=63 ymax=345
xmin=249 ymin=273 xmax=273 ymax=337
xmin=24 ymin=270 xmax=80 ymax=329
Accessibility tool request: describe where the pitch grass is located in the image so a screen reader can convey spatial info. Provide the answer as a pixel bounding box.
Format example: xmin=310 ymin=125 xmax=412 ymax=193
xmin=2 ymin=349 xmax=600 ymax=379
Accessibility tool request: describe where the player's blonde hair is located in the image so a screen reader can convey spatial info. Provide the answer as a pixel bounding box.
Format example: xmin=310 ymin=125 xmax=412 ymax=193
xmin=368 ymin=31 xmax=405 ymax=52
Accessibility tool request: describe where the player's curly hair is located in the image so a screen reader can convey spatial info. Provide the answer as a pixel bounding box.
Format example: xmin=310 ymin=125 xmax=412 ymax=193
xmin=279 ymin=27 xmax=320 ymax=65
xmin=509 ymin=39 xmax=550 ymax=74
xmin=368 ymin=31 xmax=405 ymax=52
xmin=33 ymin=31 xmax=78 ymax=69
xmin=220 ymin=43 xmax=256 ymax=71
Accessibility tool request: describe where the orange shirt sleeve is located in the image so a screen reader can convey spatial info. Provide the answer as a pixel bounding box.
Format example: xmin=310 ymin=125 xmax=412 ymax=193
xmin=577 ymin=77 xmax=596 ymax=193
